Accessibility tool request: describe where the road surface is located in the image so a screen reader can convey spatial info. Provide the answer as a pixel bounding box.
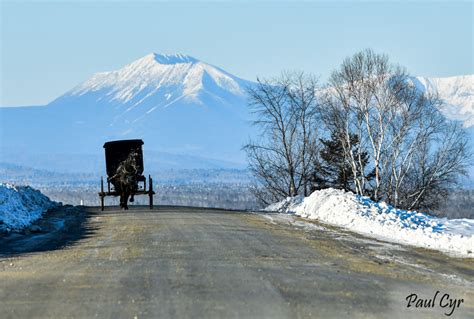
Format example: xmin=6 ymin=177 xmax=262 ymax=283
xmin=0 ymin=206 xmax=473 ymax=318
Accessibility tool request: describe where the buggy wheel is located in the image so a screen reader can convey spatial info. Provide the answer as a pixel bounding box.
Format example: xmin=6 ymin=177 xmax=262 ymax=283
xmin=149 ymin=175 xmax=154 ymax=209
xmin=100 ymin=176 xmax=105 ymax=211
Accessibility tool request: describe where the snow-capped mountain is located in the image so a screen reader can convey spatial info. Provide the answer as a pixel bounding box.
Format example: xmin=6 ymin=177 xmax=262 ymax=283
xmin=47 ymin=53 xmax=254 ymax=144
xmin=1 ymin=53 xmax=256 ymax=170
xmin=51 ymin=53 xmax=250 ymax=115
xmin=413 ymin=75 xmax=473 ymax=127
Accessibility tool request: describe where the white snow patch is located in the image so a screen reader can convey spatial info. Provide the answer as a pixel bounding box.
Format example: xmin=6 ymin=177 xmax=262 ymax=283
xmin=0 ymin=183 xmax=58 ymax=232
xmin=266 ymin=188 xmax=474 ymax=258
xmin=263 ymin=195 xmax=304 ymax=212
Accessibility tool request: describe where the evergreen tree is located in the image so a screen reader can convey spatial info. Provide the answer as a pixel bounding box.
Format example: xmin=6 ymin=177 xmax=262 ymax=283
xmin=311 ymin=132 xmax=374 ymax=193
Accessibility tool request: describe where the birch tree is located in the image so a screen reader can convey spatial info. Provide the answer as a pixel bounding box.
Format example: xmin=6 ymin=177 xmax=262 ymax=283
xmin=322 ymin=49 xmax=470 ymax=210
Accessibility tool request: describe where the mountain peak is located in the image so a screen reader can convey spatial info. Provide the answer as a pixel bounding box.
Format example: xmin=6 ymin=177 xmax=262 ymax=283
xmin=145 ymin=53 xmax=199 ymax=65
xmin=55 ymin=51 xmax=251 ymax=110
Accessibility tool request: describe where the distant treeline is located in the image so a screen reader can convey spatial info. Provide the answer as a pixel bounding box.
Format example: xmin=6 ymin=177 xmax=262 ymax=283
xmin=434 ymin=189 xmax=474 ymax=219
xmin=1 ymin=163 xmax=253 ymax=186
xmin=39 ymin=184 xmax=259 ymax=211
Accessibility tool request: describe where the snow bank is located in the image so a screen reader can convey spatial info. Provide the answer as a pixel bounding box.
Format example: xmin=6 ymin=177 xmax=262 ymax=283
xmin=266 ymin=188 xmax=474 ymax=258
xmin=0 ymin=183 xmax=58 ymax=232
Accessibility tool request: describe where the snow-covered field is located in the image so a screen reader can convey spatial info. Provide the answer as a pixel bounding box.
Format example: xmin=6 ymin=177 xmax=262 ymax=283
xmin=265 ymin=188 xmax=474 ymax=258
xmin=0 ymin=183 xmax=58 ymax=232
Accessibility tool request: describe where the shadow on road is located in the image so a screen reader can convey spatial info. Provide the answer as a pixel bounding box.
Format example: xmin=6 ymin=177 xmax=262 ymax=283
xmin=0 ymin=206 xmax=98 ymax=258
xmin=0 ymin=205 xmax=244 ymax=258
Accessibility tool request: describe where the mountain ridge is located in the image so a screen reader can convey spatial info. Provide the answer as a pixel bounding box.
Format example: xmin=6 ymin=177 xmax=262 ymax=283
xmin=0 ymin=53 xmax=472 ymax=174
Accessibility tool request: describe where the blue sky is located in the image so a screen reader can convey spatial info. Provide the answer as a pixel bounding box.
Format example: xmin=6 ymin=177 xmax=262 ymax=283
xmin=1 ymin=0 xmax=472 ymax=106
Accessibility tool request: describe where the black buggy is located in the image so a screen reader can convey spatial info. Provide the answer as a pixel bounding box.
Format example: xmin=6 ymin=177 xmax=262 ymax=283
xmin=98 ymin=139 xmax=155 ymax=211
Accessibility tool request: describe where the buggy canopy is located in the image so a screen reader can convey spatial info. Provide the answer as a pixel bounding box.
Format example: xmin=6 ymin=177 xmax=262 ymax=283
xmin=103 ymin=139 xmax=144 ymax=178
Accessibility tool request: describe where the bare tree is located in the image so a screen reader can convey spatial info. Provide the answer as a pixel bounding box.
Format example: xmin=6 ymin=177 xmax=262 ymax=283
xmin=244 ymin=72 xmax=320 ymax=204
xmin=398 ymin=119 xmax=470 ymax=210
xmin=287 ymin=72 xmax=320 ymax=196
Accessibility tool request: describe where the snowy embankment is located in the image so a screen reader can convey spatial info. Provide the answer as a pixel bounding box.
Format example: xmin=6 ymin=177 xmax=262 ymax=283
xmin=265 ymin=188 xmax=474 ymax=258
xmin=0 ymin=183 xmax=58 ymax=232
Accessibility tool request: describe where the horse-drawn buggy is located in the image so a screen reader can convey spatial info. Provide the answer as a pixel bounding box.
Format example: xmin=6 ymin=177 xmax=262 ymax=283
xmin=98 ymin=139 xmax=155 ymax=210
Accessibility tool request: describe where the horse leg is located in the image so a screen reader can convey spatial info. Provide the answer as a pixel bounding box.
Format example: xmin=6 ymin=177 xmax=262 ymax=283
xmin=119 ymin=194 xmax=125 ymax=209
xmin=123 ymin=192 xmax=129 ymax=210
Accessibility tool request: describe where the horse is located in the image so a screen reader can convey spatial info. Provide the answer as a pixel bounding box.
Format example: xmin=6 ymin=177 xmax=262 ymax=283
xmin=109 ymin=152 xmax=140 ymax=210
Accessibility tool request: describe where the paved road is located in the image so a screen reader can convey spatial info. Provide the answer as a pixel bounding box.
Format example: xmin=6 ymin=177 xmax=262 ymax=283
xmin=0 ymin=206 xmax=473 ymax=318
